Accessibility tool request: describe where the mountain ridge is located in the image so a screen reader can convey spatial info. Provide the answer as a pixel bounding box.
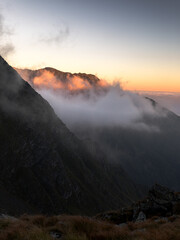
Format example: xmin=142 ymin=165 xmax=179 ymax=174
xmin=15 ymin=67 xmax=102 ymax=91
xmin=0 ymin=56 xmax=143 ymax=216
xmin=16 ymin=65 xmax=180 ymax=190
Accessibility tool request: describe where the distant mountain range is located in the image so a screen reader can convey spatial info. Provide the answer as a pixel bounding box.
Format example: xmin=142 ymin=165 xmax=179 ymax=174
xmin=0 ymin=57 xmax=144 ymax=216
xmin=16 ymin=67 xmax=180 ymax=191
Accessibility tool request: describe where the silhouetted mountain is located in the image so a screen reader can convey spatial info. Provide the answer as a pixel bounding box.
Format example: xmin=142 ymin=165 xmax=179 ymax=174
xmin=0 ymin=56 xmax=143 ymax=216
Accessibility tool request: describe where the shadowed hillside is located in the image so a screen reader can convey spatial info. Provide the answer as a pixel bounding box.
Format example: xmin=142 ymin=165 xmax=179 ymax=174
xmin=16 ymin=67 xmax=180 ymax=190
xmin=0 ymin=56 xmax=143 ymax=216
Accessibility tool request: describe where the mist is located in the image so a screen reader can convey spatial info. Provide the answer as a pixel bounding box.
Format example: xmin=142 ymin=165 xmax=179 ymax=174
xmin=38 ymin=84 xmax=164 ymax=132
xmin=40 ymin=26 xmax=69 ymax=45
xmin=15 ymin=67 xmax=168 ymax=132
xmin=0 ymin=13 xmax=14 ymax=58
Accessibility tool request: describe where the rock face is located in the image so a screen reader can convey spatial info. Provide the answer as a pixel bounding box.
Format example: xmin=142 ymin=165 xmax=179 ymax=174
xmin=0 ymin=56 xmax=143 ymax=215
xmin=96 ymin=184 xmax=180 ymax=224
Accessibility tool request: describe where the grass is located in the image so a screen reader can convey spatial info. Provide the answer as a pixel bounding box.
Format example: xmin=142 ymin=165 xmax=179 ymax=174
xmin=0 ymin=214 xmax=179 ymax=240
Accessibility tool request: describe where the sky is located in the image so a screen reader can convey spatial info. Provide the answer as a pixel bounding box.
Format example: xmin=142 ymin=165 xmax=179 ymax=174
xmin=0 ymin=0 xmax=180 ymax=92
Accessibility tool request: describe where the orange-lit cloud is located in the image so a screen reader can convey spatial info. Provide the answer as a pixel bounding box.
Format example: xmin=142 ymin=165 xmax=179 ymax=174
xmin=66 ymin=74 xmax=91 ymax=91
xmin=33 ymin=70 xmax=63 ymax=89
xmin=17 ymin=68 xmax=110 ymax=92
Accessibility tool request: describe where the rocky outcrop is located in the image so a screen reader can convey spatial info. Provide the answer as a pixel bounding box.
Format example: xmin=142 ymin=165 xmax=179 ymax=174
xmin=96 ymin=184 xmax=180 ymax=224
xmin=133 ymin=184 xmax=180 ymax=219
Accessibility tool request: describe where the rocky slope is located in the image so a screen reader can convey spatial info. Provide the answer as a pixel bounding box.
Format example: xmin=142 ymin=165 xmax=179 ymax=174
xmin=96 ymin=184 xmax=180 ymax=224
xmin=0 ymin=56 xmax=143 ymax=215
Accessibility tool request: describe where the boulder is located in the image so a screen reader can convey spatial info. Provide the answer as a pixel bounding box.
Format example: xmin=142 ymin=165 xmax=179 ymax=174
xmin=136 ymin=211 xmax=146 ymax=222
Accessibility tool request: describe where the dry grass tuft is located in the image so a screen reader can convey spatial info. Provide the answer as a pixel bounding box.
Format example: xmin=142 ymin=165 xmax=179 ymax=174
xmin=0 ymin=214 xmax=179 ymax=240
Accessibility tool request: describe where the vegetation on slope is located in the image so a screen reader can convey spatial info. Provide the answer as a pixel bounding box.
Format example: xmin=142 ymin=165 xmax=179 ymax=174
xmin=0 ymin=214 xmax=180 ymax=240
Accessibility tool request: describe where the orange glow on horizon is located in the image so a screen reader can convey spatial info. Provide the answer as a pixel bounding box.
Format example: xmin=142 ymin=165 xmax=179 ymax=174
xmin=123 ymin=81 xmax=180 ymax=93
xmin=15 ymin=67 xmax=180 ymax=93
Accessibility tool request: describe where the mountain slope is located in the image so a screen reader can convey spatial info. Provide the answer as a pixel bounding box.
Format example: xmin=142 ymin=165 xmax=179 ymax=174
xmin=16 ymin=67 xmax=180 ymax=191
xmin=68 ymin=104 xmax=180 ymax=190
xmin=77 ymin=110 xmax=180 ymax=190
xmin=0 ymin=56 xmax=143 ymax=215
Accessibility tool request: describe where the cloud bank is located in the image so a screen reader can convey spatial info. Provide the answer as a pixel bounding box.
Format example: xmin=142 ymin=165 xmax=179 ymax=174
xmin=16 ymin=67 xmax=167 ymax=132
xmin=38 ymin=84 xmax=163 ymax=132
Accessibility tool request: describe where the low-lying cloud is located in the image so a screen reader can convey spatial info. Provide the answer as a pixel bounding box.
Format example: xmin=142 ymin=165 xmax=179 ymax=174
xmin=16 ymin=67 xmax=166 ymax=132
xmin=38 ymin=84 xmax=163 ymax=132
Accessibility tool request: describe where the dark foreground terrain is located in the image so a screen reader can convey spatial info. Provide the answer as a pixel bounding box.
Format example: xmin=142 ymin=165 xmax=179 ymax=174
xmin=0 ymin=214 xmax=180 ymax=240
xmin=0 ymin=184 xmax=180 ymax=240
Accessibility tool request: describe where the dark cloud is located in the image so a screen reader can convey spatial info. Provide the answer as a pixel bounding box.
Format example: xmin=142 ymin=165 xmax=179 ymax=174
xmin=0 ymin=13 xmax=14 ymax=58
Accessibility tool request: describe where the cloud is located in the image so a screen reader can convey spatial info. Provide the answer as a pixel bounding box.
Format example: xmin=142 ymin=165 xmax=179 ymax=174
xmin=38 ymin=83 xmax=164 ymax=132
xmin=16 ymin=68 xmax=166 ymax=132
xmin=0 ymin=43 xmax=14 ymax=57
xmin=0 ymin=13 xmax=14 ymax=58
xmin=40 ymin=26 xmax=69 ymax=45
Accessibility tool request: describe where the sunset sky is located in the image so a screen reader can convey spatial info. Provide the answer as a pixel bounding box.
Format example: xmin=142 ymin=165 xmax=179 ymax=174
xmin=0 ymin=0 xmax=180 ymax=92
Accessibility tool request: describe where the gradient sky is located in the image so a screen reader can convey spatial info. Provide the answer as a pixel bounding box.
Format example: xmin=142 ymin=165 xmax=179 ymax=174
xmin=0 ymin=0 xmax=180 ymax=91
